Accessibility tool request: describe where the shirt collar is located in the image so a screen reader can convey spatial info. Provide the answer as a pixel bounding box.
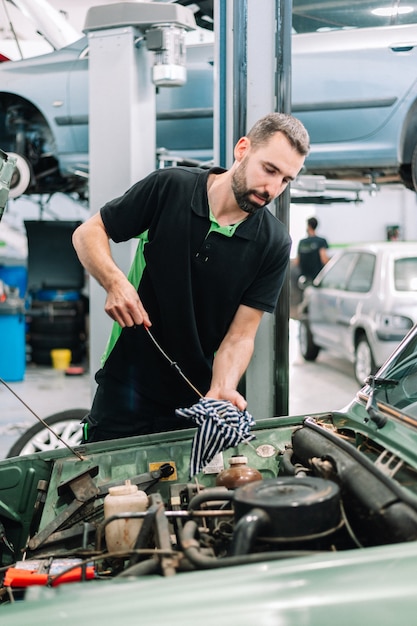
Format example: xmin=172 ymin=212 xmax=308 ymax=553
xmin=191 ymin=167 xmax=265 ymax=241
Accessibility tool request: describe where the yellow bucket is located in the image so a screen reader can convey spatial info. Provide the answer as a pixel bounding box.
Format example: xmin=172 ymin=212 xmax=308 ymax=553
xmin=50 ymin=349 xmax=72 ymax=370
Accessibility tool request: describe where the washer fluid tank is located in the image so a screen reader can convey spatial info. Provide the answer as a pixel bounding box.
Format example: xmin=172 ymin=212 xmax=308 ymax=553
xmin=104 ymin=480 xmax=148 ymax=552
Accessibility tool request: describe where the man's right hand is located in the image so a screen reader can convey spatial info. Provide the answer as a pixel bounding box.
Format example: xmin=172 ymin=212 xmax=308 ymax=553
xmin=72 ymin=213 xmax=151 ymax=329
xmin=104 ymin=278 xmax=151 ymax=328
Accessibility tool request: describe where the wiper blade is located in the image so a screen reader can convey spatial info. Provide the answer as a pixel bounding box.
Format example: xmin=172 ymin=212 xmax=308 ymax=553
xmin=365 ymin=375 xmax=399 ymax=388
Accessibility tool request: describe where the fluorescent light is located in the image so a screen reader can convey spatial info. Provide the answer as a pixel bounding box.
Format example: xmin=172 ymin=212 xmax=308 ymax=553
xmin=372 ymin=6 xmax=414 ymax=17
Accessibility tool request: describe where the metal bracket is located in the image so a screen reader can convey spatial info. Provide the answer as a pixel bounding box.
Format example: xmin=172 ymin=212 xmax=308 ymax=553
xmin=28 ymin=466 xmax=100 ymax=551
xmin=374 ymin=449 xmax=404 ymax=478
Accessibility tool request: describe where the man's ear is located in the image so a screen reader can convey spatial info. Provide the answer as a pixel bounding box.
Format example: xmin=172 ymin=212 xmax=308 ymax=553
xmin=234 ymin=136 xmax=250 ymax=162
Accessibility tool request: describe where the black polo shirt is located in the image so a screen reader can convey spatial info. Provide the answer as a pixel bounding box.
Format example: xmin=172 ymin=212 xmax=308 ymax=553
xmin=100 ymin=166 xmax=291 ymax=408
xmin=297 ymin=235 xmax=328 ymax=280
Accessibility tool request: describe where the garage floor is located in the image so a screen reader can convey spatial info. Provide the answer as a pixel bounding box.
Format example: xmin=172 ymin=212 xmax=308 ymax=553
xmin=0 ymin=320 xmax=360 ymax=459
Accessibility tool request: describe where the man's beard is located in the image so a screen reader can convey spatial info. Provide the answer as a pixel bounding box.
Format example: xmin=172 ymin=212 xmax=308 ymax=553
xmin=231 ymin=161 xmax=271 ymax=215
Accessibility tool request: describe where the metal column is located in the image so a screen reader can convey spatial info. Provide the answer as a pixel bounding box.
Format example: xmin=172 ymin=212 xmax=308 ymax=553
xmin=86 ymin=23 xmax=155 ymax=383
xmin=214 ymin=0 xmax=293 ymax=418
xmin=84 ymin=3 xmax=195 ymax=385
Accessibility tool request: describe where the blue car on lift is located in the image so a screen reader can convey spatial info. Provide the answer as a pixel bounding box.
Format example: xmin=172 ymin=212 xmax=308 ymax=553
xmin=0 ymin=0 xmax=214 ymax=198
xmin=2 ymin=0 xmax=417 ymax=197
xmin=291 ymin=0 xmax=417 ymax=191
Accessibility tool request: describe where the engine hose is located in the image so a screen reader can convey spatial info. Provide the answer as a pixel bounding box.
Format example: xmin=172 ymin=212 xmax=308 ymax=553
xmin=230 ymin=508 xmax=271 ymax=556
xmin=279 ymin=447 xmax=296 ymax=475
xmin=279 ymin=447 xmax=310 ymax=477
xmin=181 ymin=520 xmax=318 ymax=569
xmin=188 ymin=488 xmax=234 ymax=513
xmin=116 ymin=557 xmax=161 ymax=578
xmin=295 ymin=418 xmax=417 ymax=542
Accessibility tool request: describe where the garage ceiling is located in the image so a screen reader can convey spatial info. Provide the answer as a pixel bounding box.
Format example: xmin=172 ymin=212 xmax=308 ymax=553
xmin=48 ymin=1 xmax=410 ymax=35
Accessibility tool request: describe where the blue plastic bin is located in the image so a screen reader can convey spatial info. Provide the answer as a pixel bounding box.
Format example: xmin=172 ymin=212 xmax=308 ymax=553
xmin=0 ymin=265 xmax=27 ymax=298
xmin=0 ymin=300 xmax=26 ymax=382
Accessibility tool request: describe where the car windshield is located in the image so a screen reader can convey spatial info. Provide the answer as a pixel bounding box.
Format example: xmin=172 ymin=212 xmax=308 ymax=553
xmin=367 ymin=327 xmax=417 ymax=419
xmin=0 ymin=0 xmax=81 ymax=60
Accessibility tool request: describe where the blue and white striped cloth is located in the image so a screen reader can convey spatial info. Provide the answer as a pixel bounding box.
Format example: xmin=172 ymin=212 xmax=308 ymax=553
xmin=176 ymin=398 xmax=256 ymax=477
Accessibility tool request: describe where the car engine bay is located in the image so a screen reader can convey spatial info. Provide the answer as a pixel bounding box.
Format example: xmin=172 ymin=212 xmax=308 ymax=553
xmin=1 ymin=413 xmax=417 ymax=603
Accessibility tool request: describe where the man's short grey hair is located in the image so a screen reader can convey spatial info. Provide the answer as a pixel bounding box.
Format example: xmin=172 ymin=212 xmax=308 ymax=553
xmin=247 ymin=113 xmax=310 ymax=156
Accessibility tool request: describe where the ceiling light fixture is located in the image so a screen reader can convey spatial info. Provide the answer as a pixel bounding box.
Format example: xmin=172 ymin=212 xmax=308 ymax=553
xmin=372 ymin=6 xmax=414 ymax=17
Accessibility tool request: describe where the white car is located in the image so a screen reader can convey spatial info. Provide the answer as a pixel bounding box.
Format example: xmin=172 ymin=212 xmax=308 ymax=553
xmin=299 ymin=242 xmax=417 ymax=384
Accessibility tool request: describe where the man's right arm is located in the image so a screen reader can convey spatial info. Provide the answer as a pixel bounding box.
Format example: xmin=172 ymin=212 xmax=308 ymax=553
xmin=72 ymin=213 xmax=151 ymax=329
xmin=319 ymin=246 xmax=330 ymax=267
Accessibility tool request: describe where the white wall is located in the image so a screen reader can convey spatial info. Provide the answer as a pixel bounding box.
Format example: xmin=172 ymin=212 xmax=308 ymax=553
xmin=49 ymin=1 xmax=183 ymax=33
xmin=290 ymin=184 xmax=417 ymax=257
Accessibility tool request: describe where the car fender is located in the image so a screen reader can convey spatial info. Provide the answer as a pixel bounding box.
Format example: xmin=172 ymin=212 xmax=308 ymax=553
xmin=399 ymin=96 xmax=417 ymax=163
xmin=351 ymin=298 xmax=384 ymax=361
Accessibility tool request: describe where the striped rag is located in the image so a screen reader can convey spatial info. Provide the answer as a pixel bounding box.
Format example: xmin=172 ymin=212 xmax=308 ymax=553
xmin=175 ymin=398 xmax=256 ymax=477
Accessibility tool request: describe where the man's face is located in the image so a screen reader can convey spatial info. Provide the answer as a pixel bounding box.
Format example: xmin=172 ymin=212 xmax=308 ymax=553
xmin=232 ymin=132 xmax=305 ymax=214
xmin=231 ymin=157 xmax=268 ymax=215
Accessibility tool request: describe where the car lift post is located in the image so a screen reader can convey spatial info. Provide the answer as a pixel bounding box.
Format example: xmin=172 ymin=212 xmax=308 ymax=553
xmin=83 ymin=3 xmax=195 ymax=391
xmin=214 ymin=0 xmax=292 ymax=417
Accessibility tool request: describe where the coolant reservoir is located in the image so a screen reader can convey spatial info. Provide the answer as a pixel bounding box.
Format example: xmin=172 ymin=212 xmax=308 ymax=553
xmin=104 ymin=480 xmax=148 ymax=552
xmin=215 ymin=455 xmax=262 ymax=489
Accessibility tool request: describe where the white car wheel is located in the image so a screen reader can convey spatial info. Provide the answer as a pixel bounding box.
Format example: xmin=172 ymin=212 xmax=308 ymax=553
xmin=7 ymin=152 xmax=32 ymax=198
xmin=354 ymin=338 xmax=375 ymax=386
xmin=6 ymin=409 xmax=86 ymax=457
xmin=299 ymin=319 xmax=320 ymax=361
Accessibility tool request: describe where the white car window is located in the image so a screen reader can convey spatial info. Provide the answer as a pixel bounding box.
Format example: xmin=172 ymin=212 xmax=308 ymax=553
xmin=394 ymin=257 xmax=417 ymax=291
xmin=346 ymin=253 xmax=375 ymax=293
xmin=319 ymin=252 xmax=359 ymax=290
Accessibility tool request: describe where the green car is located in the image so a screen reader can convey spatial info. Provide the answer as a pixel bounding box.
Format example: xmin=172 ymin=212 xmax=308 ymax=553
xmin=2 ymin=325 xmax=417 ymax=624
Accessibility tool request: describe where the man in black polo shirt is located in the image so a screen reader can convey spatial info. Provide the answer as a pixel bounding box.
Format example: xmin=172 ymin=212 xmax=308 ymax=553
xmin=296 ymin=216 xmax=329 ymax=282
xmin=73 ymin=113 xmax=309 ymax=442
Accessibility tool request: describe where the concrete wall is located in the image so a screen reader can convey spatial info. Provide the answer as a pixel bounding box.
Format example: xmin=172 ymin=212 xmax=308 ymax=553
xmin=290 ymin=184 xmax=417 ymax=257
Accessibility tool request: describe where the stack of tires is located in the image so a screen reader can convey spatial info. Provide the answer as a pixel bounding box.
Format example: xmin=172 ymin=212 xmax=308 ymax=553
xmin=24 ymin=220 xmax=87 ymax=367
xmin=28 ymin=291 xmax=87 ymax=366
